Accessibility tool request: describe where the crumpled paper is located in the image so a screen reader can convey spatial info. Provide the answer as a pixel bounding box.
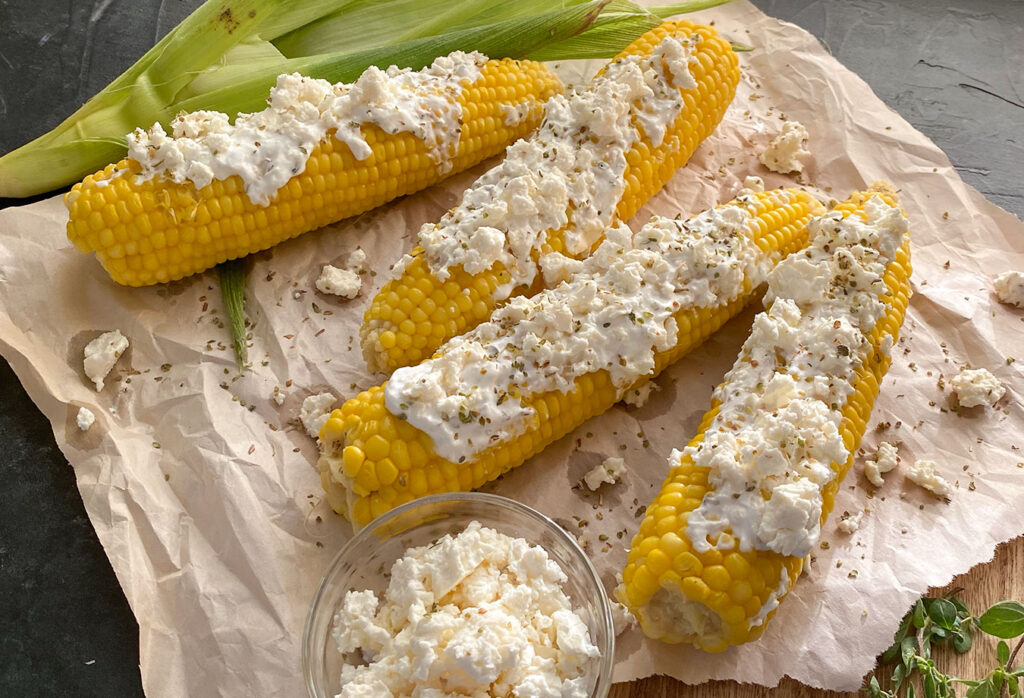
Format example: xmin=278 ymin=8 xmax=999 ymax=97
xmin=1 ymin=0 xmax=1022 ymax=695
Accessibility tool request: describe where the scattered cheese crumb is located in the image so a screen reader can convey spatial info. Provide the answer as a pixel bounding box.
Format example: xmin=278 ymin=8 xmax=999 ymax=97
xmin=76 ymin=407 xmax=95 ymax=431
xmin=610 ymin=601 xmax=636 ymax=636
xmin=739 ymin=175 xmax=765 ymax=195
xmin=759 ymin=121 xmax=810 ymax=174
xmin=865 ymin=441 xmax=900 ymax=487
xmin=837 ymin=510 xmax=863 ymax=534
xmin=316 ymin=265 xmax=361 ymax=299
xmin=582 ymin=457 xmax=627 ymax=491
xmin=993 ymin=270 xmax=1024 ymax=308
xmin=83 ymin=330 xmax=129 ymax=391
xmin=907 ymin=459 xmax=952 ymax=497
xmin=299 ymin=392 xmax=337 ymax=439
xmin=272 ymin=386 xmax=286 ymax=406
xmin=951 ymin=367 xmax=1005 ymax=408
xmin=622 ymin=381 xmax=658 ymax=408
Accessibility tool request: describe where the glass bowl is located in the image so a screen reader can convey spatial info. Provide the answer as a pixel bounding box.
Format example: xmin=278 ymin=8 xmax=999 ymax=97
xmin=303 ymin=492 xmax=615 ymax=698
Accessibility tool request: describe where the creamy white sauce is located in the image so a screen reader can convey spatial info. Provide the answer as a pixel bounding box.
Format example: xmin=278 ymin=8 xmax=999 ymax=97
xmin=750 ymin=566 xmax=790 ymax=628
xmin=332 ymin=521 xmax=598 ymax=697
xmin=387 ymin=198 xmax=764 ymax=464
xmin=126 ymin=53 xmax=487 ymax=205
xmin=417 ymin=35 xmax=698 ymax=300
xmin=685 ymin=196 xmax=907 ymax=558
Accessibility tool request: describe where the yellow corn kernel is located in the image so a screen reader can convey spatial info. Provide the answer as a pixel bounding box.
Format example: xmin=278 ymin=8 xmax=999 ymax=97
xmin=65 ymin=59 xmax=563 ymax=286
xmin=361 ymin=20 xmax=741 ymax=373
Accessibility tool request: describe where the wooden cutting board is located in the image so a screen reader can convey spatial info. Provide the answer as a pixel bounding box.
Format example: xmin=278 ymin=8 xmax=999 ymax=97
xmin=612 ymin=536 xmax=1024 ymax=696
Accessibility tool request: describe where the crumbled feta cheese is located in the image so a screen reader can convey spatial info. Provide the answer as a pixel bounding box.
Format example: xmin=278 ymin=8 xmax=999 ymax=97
xmin=759 ymin=121 xmax=810 ymax=174
xmin=951 ymin=367 xmax=1005 ymax=408
xmin=907 ymin=459 xmax=953 ymax=497
xmin=416 ymin=35 xmax=698 ymax=299
xmin=865 ymin=441 xmax=900 ymax=487
xmin=501 ymin=102 xmax=535 ymax=126
xmin=316 ymin=265 xmax=361 ymax=299
xmin=582 ymin=457 xmax=627 ymax=491
xmin=387 ymin=196 xmax=767 ymax=464
xmin=76 ymin=407 xmax=95 ymax=431
xmin=83 ymin=330 xmax=129 ymax=391
xmin=332 ymin=521 xmax=599 ymax=697
xmin=299 ymin=392 xmax=337 ymax=439
xmin=622 ymin=381 xmax=658 ymax=408
xmin=610 ymin=601 xmax=636 ymax=636
xmin=837 ymin=510 xmax=863 ymax=534
xmin=739 ymin=175 xmax=765 ymax=195
xmin=993 ymin=270 xmax=1024 ymax=308
xmin=346 ymin=248 xmax=367 ymax=272
xmin=272 ymin=386 xmax=286 ymax=406
xmin=685 ymin=193 xmax=908 ymax=559
xmin=126 ymin=53 xmax=489 ymax=205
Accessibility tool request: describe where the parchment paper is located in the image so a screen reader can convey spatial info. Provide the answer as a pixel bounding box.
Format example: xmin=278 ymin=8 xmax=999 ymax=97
xmin=1 ymin=1 xmax=1022 ymax=695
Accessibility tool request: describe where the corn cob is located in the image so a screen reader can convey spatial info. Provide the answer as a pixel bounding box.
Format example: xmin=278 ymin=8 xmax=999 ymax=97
xmin=619 ymin=184 xmax=912 ymax=652
xmin=319 ymin=187 xmax=823 ymax=526
xmin=64 ymin=55 xmax=562 ymax=286
xmin=360 ymin=20 xmax=740 ymax=373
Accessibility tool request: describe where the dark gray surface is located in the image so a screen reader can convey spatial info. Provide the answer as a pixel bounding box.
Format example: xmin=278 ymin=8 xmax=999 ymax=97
xmin=0 ymin=1 xmax=1020 ymax=696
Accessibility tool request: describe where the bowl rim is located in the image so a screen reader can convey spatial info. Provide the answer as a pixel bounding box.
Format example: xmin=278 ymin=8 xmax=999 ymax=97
xmin=302 ymin=491 xmax=616 ymax=698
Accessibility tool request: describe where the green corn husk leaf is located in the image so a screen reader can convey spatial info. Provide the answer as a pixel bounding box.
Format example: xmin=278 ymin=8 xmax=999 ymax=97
xmin=218 ymin=259 xmax=249 ymax=367
xmin=0 ymin=0 xmax=732 ymax=198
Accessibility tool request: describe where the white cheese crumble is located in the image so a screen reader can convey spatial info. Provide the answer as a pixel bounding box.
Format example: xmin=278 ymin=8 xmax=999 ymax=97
xmin=316 ymin=267 xmax=360 ymax=299
xmin=299 ymin=392 xmax=337 ymax=439
xmin=622 ymin=380 xmax=658 ymax=408
xmin=865 ymin=441 xmax=900 ymax=487
xmin=582 ymin=457 xmax=627 ymax=491
xmin=951 ymin=367 xmax=1005 ymax=408
xmin=415 ymin=34 xmax=698 ymax=300
xmin=126 ymin=53 xmax=488 ymax=205
xmin=387 ymin=197 xmax=766 ymax=464
xmin=501 ymin=102 xmax=535 ymax=126
xmin=272 ymin=386 xmax=286 ymax=406
xmin=907 ymin=459 xmax=953 ymax=497
xmin=993 ymin=270 xmax=1024 ymax=308
xmin=837 ymin=510 xmax=863 ymax=534
xmin=332 ymin=521 xmax=599 ymax=697
xmin=83 ymin=330 xmax=128 ymax=391
xmin=685 ymin=194 xmax=908 ymax=559
xmin=76 ymin=407 xmax=95 ymax=431
xmin=610 ymin=601 xmax=636 ymax=636
xmin=759 ymin=121 xmax=810 ymax=174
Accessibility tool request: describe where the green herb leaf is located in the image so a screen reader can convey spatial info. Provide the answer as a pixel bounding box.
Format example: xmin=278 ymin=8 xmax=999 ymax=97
xmin=218 ymin=259 xmax=249 ymax=368
xmin=953 ymin=627 xmax=973 ymax=654
xmin=978 ymin=601 xmax=1024 ymax=639
xmin=901 ymin=636 xmax=918 ymax=668
xmin=914 ymin=600 xmax=928 ymax=629
xmin=999 ymin=641 xmax=1012 ymax=665
xmin=965 ymin=676 xmax=1000 ymax=698
xmin=928 ymin=598 xmax=958 ymax=630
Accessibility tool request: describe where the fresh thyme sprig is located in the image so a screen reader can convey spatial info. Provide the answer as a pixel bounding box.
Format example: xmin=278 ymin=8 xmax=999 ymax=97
xmin=868 ymin=594 xmax=1024 ymax=698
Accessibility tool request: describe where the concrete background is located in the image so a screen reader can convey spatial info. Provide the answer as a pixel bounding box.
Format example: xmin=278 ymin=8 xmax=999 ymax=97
xmin=0 ymin=1 xmax=1020 ymax=695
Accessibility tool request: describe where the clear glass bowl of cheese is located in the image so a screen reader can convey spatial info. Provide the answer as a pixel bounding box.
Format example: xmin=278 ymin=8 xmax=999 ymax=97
xmin=304 ymin=492 xmax=615 ymax=698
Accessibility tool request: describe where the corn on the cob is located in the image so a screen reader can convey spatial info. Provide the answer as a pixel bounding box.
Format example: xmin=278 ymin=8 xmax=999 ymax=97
xmin=619 ymin=184 xmax=912 ymax=652
xmin=319 ymin=187 xmax=823 ymax=526
xmin=360 ymin=20 xmax=740 ymax=373
xmin=64 ymin=55 xmax=562 ymax=286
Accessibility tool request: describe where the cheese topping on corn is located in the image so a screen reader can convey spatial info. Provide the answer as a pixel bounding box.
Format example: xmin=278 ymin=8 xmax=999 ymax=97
xmin=386 ymin=201 xmax=764 ymax=464
xmin=410 ymin=35 xmax=698 ymax=299
xmin=331 ymin=521 xmax=599 ymax=697
xmin=685 ymin=197 xmax=908 ymax=558
xmin=125 ymin=52 xmax=487 ymax=205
